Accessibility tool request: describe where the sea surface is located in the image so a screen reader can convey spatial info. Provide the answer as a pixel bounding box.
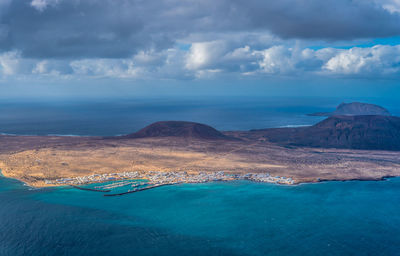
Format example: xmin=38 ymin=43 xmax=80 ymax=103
xmin=1 ymin=176 xmax=400 ymax=256
xmin=1 ymin=96 xmax=399 ymax=136
xmin=1 ymin=97 xmax=400 ymax=255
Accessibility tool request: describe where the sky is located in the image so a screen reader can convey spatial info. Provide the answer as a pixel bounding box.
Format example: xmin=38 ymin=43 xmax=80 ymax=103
xmin=1 ymin=0 xmax=400 ymax=99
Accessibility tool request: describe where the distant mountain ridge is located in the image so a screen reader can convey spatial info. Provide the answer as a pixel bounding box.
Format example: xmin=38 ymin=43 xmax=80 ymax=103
xmin=309 ymin=102 xmax=391 ymax=116
xmin=126 ymin=121 xmax=232 ymax=140
xmin=122 ymin=104 xmax=400 ymax=150
xmin=256 ymin=115 xmax=400 ymax=150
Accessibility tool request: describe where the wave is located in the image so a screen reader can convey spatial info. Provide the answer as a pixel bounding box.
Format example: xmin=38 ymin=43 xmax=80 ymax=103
xmin=278 ymin=124 xmax=311 ymax=128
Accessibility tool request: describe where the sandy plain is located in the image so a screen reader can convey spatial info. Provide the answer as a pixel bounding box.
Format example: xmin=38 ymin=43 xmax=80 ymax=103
xmin=1 ymin=133 xmax=399 ymax=187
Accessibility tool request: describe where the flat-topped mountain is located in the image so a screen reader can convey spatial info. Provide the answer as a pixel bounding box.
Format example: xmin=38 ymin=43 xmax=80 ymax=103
xmin=309 ymin=102 xmax=391 ymax=116
xmin=126 ymin=121 xmax=231 ymax=140
xmin=255 ymin=115 xmax=400 ymax=150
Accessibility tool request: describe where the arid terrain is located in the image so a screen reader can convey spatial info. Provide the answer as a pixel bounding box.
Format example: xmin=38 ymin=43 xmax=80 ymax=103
xmin=1 ymin=119 xmax=400 ymax=187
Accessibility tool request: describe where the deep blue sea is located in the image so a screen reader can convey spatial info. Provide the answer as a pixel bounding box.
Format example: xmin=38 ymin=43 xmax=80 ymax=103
xmin=1 ymin=96 xmax=399 ymax=136
xmin=1 ymin=97 xmax=400 ymax=255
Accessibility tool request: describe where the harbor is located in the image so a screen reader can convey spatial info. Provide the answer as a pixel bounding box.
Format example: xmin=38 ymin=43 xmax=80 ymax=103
xmin=44 ymin=170 xmax=295 ymax=195
xmin=103 ymin=183 xmax=175 ymax=196
xmin=70 ymin=185 xmax=111 ymax=193
xmin=45 ymin=171 xmax=294 ymax=186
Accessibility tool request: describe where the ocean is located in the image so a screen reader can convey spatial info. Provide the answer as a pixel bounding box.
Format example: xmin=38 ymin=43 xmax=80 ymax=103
xmin=2 ymin=96 xmax=399 ymax=136
xmin=1 ymin=176 xmax=400 ymax=256
xmin=1 ymin=96 xmax=400 ymax=256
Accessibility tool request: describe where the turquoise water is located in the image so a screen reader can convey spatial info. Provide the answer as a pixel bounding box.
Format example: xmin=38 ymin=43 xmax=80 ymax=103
xmin=1 ymin=176 xmax=400 ymax=256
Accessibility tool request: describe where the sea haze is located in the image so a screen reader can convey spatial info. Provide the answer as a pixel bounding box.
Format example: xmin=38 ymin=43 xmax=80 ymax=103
xmin=1 ymin=97 xmax=399 ymax=136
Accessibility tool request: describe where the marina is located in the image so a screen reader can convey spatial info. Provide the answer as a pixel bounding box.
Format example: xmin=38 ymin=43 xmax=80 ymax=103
xmin=46 ymin=170 xmax=295 ymax=187
xmin=103 ymin=183 xmax=175 ymax=196
xmin=95 ymin=181 xmax=143 ymax=190
xmin=53 ymin=171 xmax=296 ymax=196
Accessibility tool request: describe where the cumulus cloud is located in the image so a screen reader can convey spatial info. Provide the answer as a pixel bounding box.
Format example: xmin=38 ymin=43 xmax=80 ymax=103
xmin=324 ymin=45 xmax=400 ymax=75
xmin=371 ymin=0 xmax=400 ymax=13
xmin=186 ymin=41 xmax=227 ymax=70
xmin=30 ymin=0 xmax=60 ymax=12
xmin=32 ymin=60 xmax=48 ymax=74
xmin=31 ymin=60 xmax=68 ymax=76
xmin=1 ymin=0 xmax=400 ymax=82
xmin=183 ymin=43 xmax=400 ymax=78
xmin=0 ymin=51 xmax=20 ymax=75
xmin=3 ymin=43 xmax=400 ymax=80
xmin=256 ymin=46 xmax=296 ymax=74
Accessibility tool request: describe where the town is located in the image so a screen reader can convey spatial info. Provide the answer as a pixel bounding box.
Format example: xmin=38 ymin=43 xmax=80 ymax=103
xmin=45 ymin=171 xmax=295 ymax=190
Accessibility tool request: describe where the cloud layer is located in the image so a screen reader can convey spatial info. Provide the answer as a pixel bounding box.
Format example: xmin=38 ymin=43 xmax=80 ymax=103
xmin=2 ymin=44 xmax=400 ymax=80
xmin=1 ymin=0 xmax=400 ymax=81
xmin=1 ymin=0 xmax=400 ymax=58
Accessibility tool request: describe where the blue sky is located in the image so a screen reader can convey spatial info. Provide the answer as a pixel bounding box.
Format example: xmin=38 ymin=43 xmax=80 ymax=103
xmin=1 ymin=0 xmax=400 ymax=99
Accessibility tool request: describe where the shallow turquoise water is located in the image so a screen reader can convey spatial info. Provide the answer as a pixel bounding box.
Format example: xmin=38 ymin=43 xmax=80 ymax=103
xmin=1 ymin=176 xmax=400 ymax=256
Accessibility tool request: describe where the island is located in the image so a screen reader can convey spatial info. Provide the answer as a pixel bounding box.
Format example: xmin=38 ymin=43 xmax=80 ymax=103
xmin=1 ymin=118 xmax=399 ymax=188
xmin=308 ymin=102 xmax=391 ymax=116
xmin=251 ymin=115 xmax=400 ymax=150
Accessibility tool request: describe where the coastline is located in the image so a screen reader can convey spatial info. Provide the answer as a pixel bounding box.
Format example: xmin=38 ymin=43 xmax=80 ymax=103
xmin=1 ymin=168 xmax=398 ymax=190
xmin=2 ymin=127 xmax=400 ymax=190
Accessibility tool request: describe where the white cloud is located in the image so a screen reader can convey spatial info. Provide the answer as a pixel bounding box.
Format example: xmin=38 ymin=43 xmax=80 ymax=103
xmin=2 ymin=43 xmax=400 ymax=81
xmin=225 ymin=46 xmax=252 ymax=60
xmin=185 ymin=41 xmax=227 ymax=70
xmin=32 ymin=61 xmax=48 ymax=74
xmin=30 ymin=0 xmax=60 ymax=12
xmin=185 ymin=42 xmax=260 ymax=74
xmin=255 ymin=46 xmax=295 ymax=74
xmin=32 ymin=60 xmax=66 ymax=76
xmin=0 ymin=51 xmax=20 ymax=76
xmin=370 ymin=0 xmax=400 ymax=13
xmin=133 ymin=50 xmax=166 ymax=67
xmin=66 ymin=44 xmax=400 ymax=79
xmin=323 ymin=45 xmax=400 ymax=75
xmin=70 ymin=59 xmax=143 ymax=79
xmin=68 ymin=49 xmax=178 ymax=79
xmin=313 ymin=48 xmax=339 ymax=62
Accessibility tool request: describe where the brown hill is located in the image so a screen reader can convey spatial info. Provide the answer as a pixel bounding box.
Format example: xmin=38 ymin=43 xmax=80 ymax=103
xmin=255 ymin=115 xmax=400 ymax=150
xmin=126 ymin=121 xmax=231 ymax=140
xmin=309 ymin=102 xmax=391 ymax=116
